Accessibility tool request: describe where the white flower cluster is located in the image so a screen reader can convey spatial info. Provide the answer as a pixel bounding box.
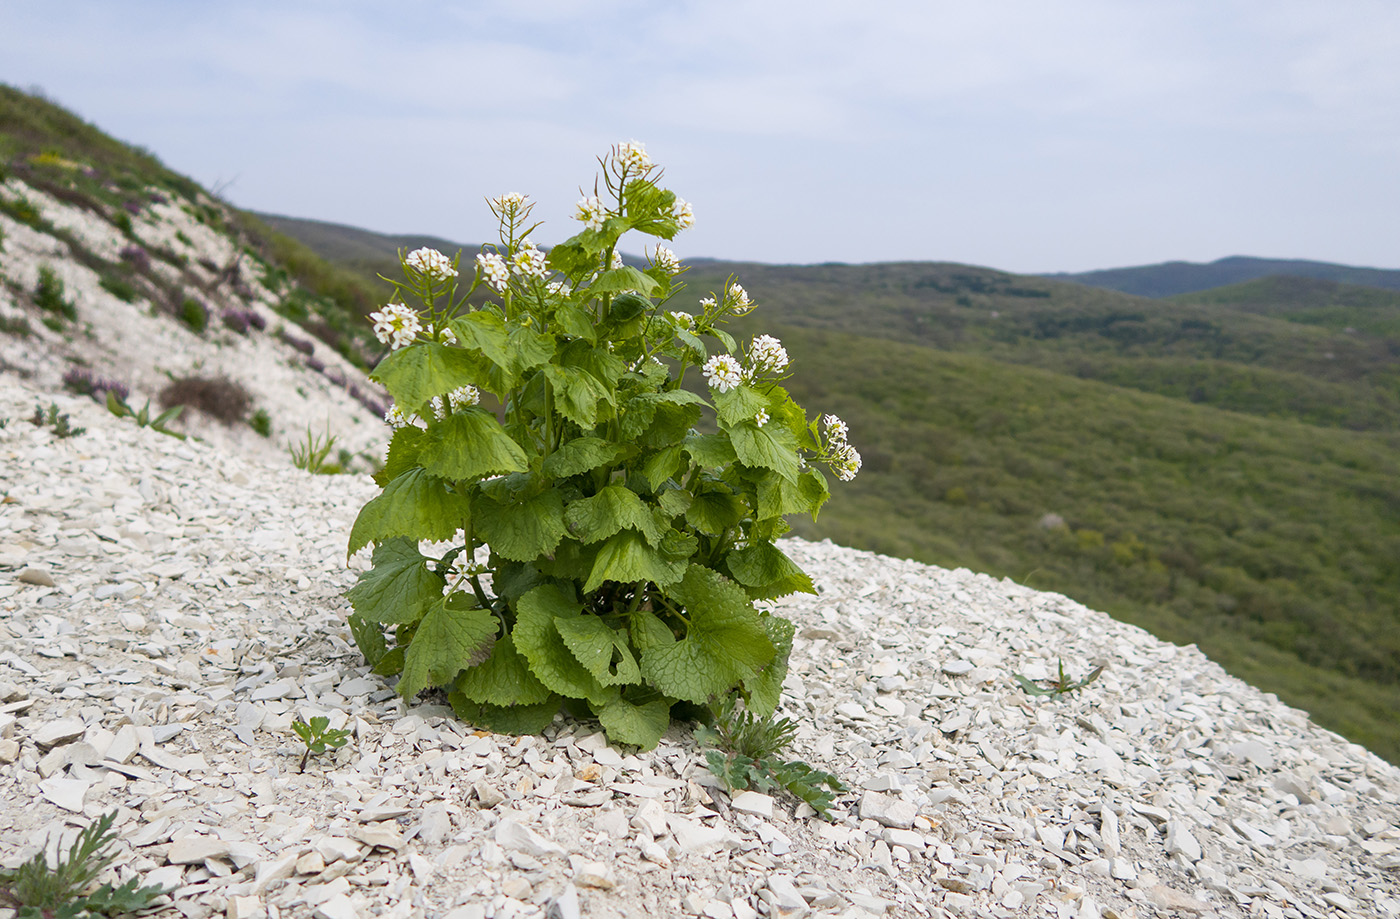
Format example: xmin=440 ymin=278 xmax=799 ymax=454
xmin=725 ymin=283 xmax=753 ymax=314
xmin=490 ymin=192 xmax=528 ymax=213
xmin=669 ymin=310 xmax=695 ymax=330
xmin=748 ymin=334 xmax=789 ymax=375
xmin=405 ymin=247 xmax=457 ymax=279
xmin=384 ymin=404 xmax=420 ymax=429
xmin=575 ymin=195 xmax=605 ymax=231
xmin=822 ymin=413 xmax=861 ymax=481
xmin=511 ymin=244 xmax=548 ymax=280
xmin=430 ymin=384 xmax=481 ymax=420
xmin=616 ymin=141 xmax=651 ymax=172
xmin=651 ymin=245 xmax=680 ymax=275
xmin=476 ymin=252 xmax=510 ymax=292
xmin=439 ymin=326 xmax=458 ymax=345
xmin=671 ymin=198 xmax=694 ymax=229
xmin=755 ymin=409 xmax=770 ymax=428
xmin=369 ymin=302 xmax=422 ymax=350
xmin=609 ymin=249 xmax=624 ymax=270
xmin=702 ymin=354 xmax=744 ymax=393
xmin=547 ymin=280 xmax=571 ymax=297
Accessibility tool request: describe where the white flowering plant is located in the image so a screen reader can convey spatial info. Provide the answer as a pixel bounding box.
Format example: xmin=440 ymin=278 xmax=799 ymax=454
xmin=345 ymin=144 xmax=859 ymax=749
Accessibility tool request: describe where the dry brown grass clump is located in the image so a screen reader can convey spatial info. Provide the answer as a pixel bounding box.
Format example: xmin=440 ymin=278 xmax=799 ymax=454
xmin=158 ymin=376 xmax=251 ymax=425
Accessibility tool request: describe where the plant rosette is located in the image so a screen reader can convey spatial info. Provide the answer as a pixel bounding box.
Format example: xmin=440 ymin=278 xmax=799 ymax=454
xmin=345 ymin=143 xmax=860 ymax=749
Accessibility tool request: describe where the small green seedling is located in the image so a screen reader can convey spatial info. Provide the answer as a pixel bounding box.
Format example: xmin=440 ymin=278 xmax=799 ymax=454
xmin=288 ymin=425 xmax=339 ymax=474
xmin=696 ymin=696 xmax=846 ymax=819
xmin=105 ymin=391 xmax=186 ymax=440
xmin=1014 ymin=658 xmax=1104 ymax=698
xmin=0 ymin=810 xmax=169 ymax=917
xmin=29 ymin=401 xmax=85 ymax=438
xmin=291 ymin=716 xmax=352 ymax=772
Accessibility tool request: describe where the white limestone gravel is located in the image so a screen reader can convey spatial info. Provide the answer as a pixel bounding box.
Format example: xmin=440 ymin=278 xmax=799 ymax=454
xmin=2 ymin=368 xmax=1400 ymax=919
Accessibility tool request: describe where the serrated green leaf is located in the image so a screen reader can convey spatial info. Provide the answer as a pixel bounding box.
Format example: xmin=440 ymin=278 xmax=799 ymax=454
xmin=756 ymin=468 xmax=829 ymax=520
xmin=657 ymin=487 xmax=692 ymax=518
xmin=595 ymin=695 xmax=670 ymax=750
xmin=641 ymin=445 xmax=686 ymax=490
xmin=346 ymin=538 xmax=442 ymax=626
xmin=629 ymin=608 xmax=675 ymax=653
xmin=641 ymin=567 xmax=775 ymax=703
xmin=371 ymin=646 xmax=405 ymax=677
xmin=449 ymin=694 xmax=561 ymax=735
xmin=726 ymin=542 xmax=815 ymax=600
xmin=685 ymin=432 xmax=736 ymax=468
xmin=729 ymin=423 xmax=802 ymax=483
xmin=474 ymin=489 xmax=567 ymax=562
xmin=542 ymin=436 xmax=630 ymax=479
xmin=639 ymin=400 xmax=701 ymax=448
xmin=685 ymin=489 xmax=747 ymax=535
xmin=543 ymin=364 xmax=614 ymax=428
xmin=565 ymin=485 xmax=664 ymax=546
xmin=347 ymin=468 xmax=470 ymax=558
xmin=554 ymin=615 xmax=641 ymax=686
xmin=553 ymin=300 xmax=597 ymax=342
xmin=371 ymin=341 xmax=481 ymax=412
xmin=347 ymin=611 xmax=388 ymax=668
xmin=452 ymin=633 xmax=552 ymax=706
xmin=745 ymin=613 xmax=795 ymax=717
xmin=590 ymin=266 xmax=658 ymax=296
xmin=419 ymin=409 xmax=529 ymax=481
xmin=675 ymin=328 xmax=706 ymax=359
xmin=514 ymin=584 xmax=610 ymax=704
xmin=584 ymin=530 xmax=689 ymax=593
xmin=398 ymin=595 xmax=498 ymax=699
xmin=374 ymin=425 xmax=429 ymax=487
xmin=713 ymin=384 xmax=768 ymax=427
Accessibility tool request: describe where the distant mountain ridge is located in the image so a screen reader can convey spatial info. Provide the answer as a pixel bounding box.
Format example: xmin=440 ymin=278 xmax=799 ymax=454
xmin=1045 ymin=256 xmax=1400 ymax=298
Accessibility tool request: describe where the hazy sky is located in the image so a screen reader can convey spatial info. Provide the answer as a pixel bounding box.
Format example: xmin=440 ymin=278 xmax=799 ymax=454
xmin=3 ymin=1 xmax=1398 ymax=273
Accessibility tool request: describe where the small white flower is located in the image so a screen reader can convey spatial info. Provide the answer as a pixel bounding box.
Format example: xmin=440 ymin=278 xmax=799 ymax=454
xmin=429 ymin=395 xmax=446 ymax=421
xmin=617 ymin=141 xmax=652 ymax=172
xmin=755 ymin=409 xmax=769 ymax=428
xmin=547 ymin=280 xmax=571 ymax=296
xmin=476 ymin=251 xmax=510 ymax=292
xmin=823 ymin=413 xmax=849 ymax=445
xmin=369 ymin=302 xmax=422 ymax=350
xmin=511 ymin=245 xmax=548 ymax=280
xmin=575 ymin=195 xmax=605 ymax=231
xmin=725 ymin=283 xmax=753 ymax=314
xmin=702 ymin=354 xmax=744 ymax=393
xmin=699 ymin=296 xmax=717 ymax=310
xmin=490 ymin=192 xmax=528 ymax=213
xmin=439 ymin=326 xmax=458 ymax=346
xmin=447 ymin=384 xmax=480 ymax=411
xmin=671 ymin=197 xmax=694 ymax=229
xmin=749 ymin=334 xmax=789 ymax=375
xmin=405 ymin=247 xmax=457 ymax=279
xmin=669 ymin=310 xmax=695 ymax=330
xmin=384 ymin=404 xmax=417 ymax=429
xmin=609 ymin=249 xmax=624 ymax=270
xmin=651 ymin=245 xmax=680 ymax=275
xmin=832 ymin=443 xmax=862 ymax=482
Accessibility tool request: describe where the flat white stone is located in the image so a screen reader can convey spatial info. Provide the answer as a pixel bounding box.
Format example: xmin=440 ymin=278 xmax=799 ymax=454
xmin=730 ymin=790 xmax=775 ymax=818
xmin=38 ymin=776 xmax=90 ymax=812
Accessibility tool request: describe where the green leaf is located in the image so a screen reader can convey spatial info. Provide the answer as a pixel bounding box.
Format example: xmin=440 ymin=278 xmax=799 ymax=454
xmin=419 ymin=409 xmax=529 ymax=481
xmin=554 ymin=615 xmax=641 ymax=686
xmin=657 ymin=487 xmax=692 ymax=518
xmin=685 ymin=489 xmax=747 ymax=536
xmin=346 ymin=538 xmax=442 ymax=626
xmin=745 ymin=613 xmax=795 ymax=717
xmin=348 ymin=612 xmax=388 ymax=668
xmin=639 ymin=400 xmax=702 ymax=449
xmin=474 ymin=488 xmax=567 ymax=562
xmin=398 ymin=595 xmax=498 ymax=699
xmin=685 ymin=433 xmax=737 ymax=468
xmin=514 ymin=584 xmax=610 ymax=704
xmin=729 ymin=423 xmax=802 ymax=483
xmin=371 ymin=342 xmax=481 ymax=412
xmin=584 ymin=530 xmax=689 ymax=593
xmin=374 ymin=425 xmax=428 ymax=487
xmin=595 ymin=695 xmax=670 ymax=750
xmin=589 ymin=266 xmax=658 ymax=297
xmin=371 ymin=646 xmax=405 ymax=677
xmin=641 ymin=567 xmax=775 ymax=703
xmin=756 ymin=468 xmax=829 ymax=520
xmin=641 ymin=444 xmax=687 ymax=490
xmin=542 ymin=436 xmax=630 ymax=479
xmin=348 ymin=468 xmax=471 ymax=558
xmin=726 ymin=542 xmax=816 ymax=599
xmin=629 ymin=608 xmax=675 ymax=654
xmin=452 ymin=633 xmax=553 ymax=706
xmin=449 ymin=694 xmax=561 ymax=735
xmin=565 ymin=485 xmax=664 ymax=546
xmin=713 ymin=384 xmax=768 ymax=427
xmin=553 ymin=300 xmax=597 ymax=342
xmin=543 ymin=363 xmax=614 ymax=428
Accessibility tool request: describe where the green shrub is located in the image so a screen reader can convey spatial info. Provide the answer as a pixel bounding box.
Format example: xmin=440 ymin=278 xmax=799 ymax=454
xmin=344 ymin=145 xmax=860 ymax=750
xmin=158 ymin=375 xmax=250 ymax=424
xmin=0 ymin=193 xmax=42 ymax=227
xmin=100 ymin=274 xmax=137 ymax=303
xmin=0 ymin=314 xmax=30 ymax=337
xmin=179 ymin=296 xmax=207 ymax=333
xmin=34 ymin=265 xmax=76 ymax=320
xmin=112 ymin=209 xmax=132 ymax=235
xmin=250 ymin=408 xmax=273 ymax=437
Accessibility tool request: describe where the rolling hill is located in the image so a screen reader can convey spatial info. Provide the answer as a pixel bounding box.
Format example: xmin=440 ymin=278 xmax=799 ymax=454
xmin=1043 ymin=255 xmax=1400 ymax=298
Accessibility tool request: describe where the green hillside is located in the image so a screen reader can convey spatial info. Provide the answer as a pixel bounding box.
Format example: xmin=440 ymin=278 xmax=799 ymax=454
xmin=1046 ymin=255 xmax=1400 ymax=297
xmin=263 ymin=216 xmax=1400 ymax=762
